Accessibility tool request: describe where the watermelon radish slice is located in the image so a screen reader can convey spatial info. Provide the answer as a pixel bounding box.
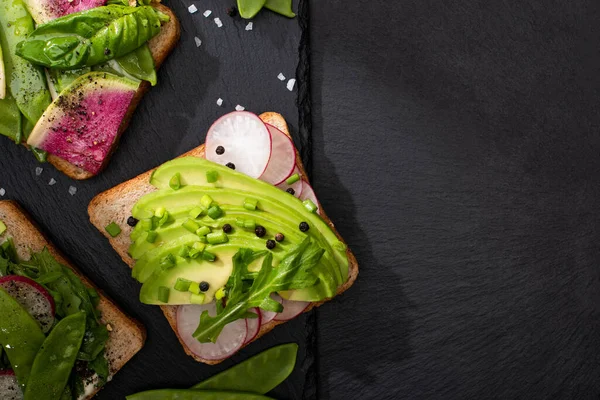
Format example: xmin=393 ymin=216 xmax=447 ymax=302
xmin=0 ymin=370 xmax=22 ymax=400
xmin=23 ymin=0 xmax=106 ymax=25
xmin=44 ymin=69 xmax=59 ymax=101
xmin=177 ymin=303 xmax=247 ymax=361
xmin=0 ymin=43 xmax=5 ymax=100
xmin=205 ymin=111 xmax=272 ymax=179
xmin=244 ymin=308 xmax=261 ymax=344
xmin=276 ymin=167 xmax=303 ymax=198
xmin=274 ymin=298 xmax=310 ymax=321
xmin=259 ymin=293 xmax=282 ymax=325
xmin=0 ymin=276 xmax=55 ymax=333
xmin=299 ymin=181 xmax=320 ymax=214
xmin=259 ymin=124 xmax=296 ymax=185
xmin=27 ymin=72 xmax=139 ymax=175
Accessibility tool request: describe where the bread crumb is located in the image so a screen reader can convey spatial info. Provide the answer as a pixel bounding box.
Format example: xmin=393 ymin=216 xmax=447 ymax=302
xmin=106 ymin=323 xmax=113 ymax=332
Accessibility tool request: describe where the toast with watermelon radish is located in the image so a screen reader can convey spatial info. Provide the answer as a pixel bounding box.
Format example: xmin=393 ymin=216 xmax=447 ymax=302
xmin=0 ymin=200 xmax=145 ymax=398
xmin=87 ymin=112 xmax=358 ymax=365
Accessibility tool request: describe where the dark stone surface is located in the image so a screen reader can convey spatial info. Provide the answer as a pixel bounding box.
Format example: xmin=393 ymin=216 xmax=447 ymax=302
xmin=0 ymin=0 xmax=314 ymax=398
xmin=311 ymin=0 xmax=600 ymax=399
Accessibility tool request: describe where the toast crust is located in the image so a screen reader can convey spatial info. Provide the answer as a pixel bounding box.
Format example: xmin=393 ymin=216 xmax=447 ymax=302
xmin=46 ymin=3 xmax=181 ymax=180
xmin=0 ymin=200 xmax=146 ymax=398
xmin=88 ymin=112 xmax=358 ymax=365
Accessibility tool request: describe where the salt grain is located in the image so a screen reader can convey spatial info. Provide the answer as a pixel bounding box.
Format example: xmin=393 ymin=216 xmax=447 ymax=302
xmin=235 ymin=105 xmax=245 ymax=111
xmin=0 ymin=188 xmax=5 ymax=197
xmin=188 ymin=4 xmax=198 ymax=14
xmin=214 ymin=17 xmax=222 ymax=27
xmin=277 ymin=73 xmax=286 ymax=81
xmin=217 ymin=98 xmax=223 ymax=106
xmin=245 ymin=22 xmax=253 ymax=31
xmin=68 ymin=186 xmax=77 ymax=196
xmin=203 ymin=10 xmax=212 ymax=17
xmin=194 ymin=37 xmax=202 ymax=47
xmin=48 ymin=178 xmax=56 ymax=186
xmin=35 ymin=167 xmax=43 ymax=176
xmin=287 ymin=78 xmax=296 ymax=91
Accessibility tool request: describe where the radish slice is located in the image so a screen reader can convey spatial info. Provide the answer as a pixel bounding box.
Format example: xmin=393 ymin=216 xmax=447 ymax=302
xmin=0 ymin=43 xmax=5 ymax=100
xmin=274 ymin=298 xmax=310 ymax=321
xmin=177 ymin=303 xmax=247 ymax=361
xmin=299 ymin=181 xmax=321 ymax=214
xmin=260 ymin=293 xmax=282 ymax=325
xmin=276 ymin=167 xmax=303 ymax=198
xmin=205 ymin=111 xmax=272 ymax=178
xmin=0 ymin=370 xmax=22 ymax=400
xmin=0 ymin=276 xmax=55 ymax=333
xmin=259 ymin=124 xmax=296 ymax=185
xmin=244 ymin=308 xmax=261 ymax=344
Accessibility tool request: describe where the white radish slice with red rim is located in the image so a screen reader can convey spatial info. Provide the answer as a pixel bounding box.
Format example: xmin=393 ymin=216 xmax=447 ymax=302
xmin=244 ymin=308 xmax=261 ymax=344
xmin=177 ymin=302 xmax=247 ymax=361
xmin=0 ymin=276 xmax=55 ymax=333
xmin=0 ymin=370 xmax=23 ymax=400
xmin=205 ymin=111 xmax=272 ymax=178
xmin=274 ymin=298 xmax=310 ymax=321
xmin=299 ymin=181 xmax=321 ymax=214
xmin=276 ymin=166 xmax=303 ymax=198
xmin=260 ymin=293 xmax=283 ymax=325
xmin=259 ymin=124 xmax=296 ymax=185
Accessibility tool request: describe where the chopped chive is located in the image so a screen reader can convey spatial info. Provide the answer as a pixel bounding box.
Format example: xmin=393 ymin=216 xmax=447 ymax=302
xmin=0 ymin=220 xmax=6 ymax=235
xmin=169 ymin=172 xmax=181 ymax=190
xmin=160 ymin=253 xmax=176 ymax=270
xmin=206 ymin=170 xmax=218 ymax=183
xmin=243 ymin=219 xmax=256 ymax=230
xmin=235 ymin=217 xmax=245 ymax=227
xmin=140 ymin=218 xmax=153 ymax=231
xmin=201 ymin=251 xmax=216 ymax=262
xmin=146 ymin=230 xmax=158 ymax=243
xmin=188 ymin=206 xmax=204 ymax=219
xmin=174 ymin=278 xmax=192 ymax=292
xmin=104 ymin=222 xmax=121 ymax=237
xmin=198 ymin=236 xmax=207 ymax=243
xmin=190 ymin=293 xmax=205 ymax=304
xmin=200 ymin=194 xmax=214 ymax=209
xmin=302 ymin=199 xmax=318 ymax=213
xmin=196 ymin=226 xmax=211 ymax=237
xmin=178 ymin=245 xmax=191 ymax=258
xmin=157 ymin=210 xmax=170 ymax=227
xmin=158 ymin=286 xmax=170 ymax=303
xmin=188 ymin=281 xmax=200 ymax=294
xmin=206 ymin=231 xmax=228 ymax=244
xmin=189 ymin=242 xmax=206 ymax=258
xmin=207 ymin=205 xmax=223 ymax=219
xmin=154 ymin=207 xmax=166 ymax=218
xmin=286 ymin=173 xmax=300 ymax=185
xmin=183 ymin=219 xmax=201 ymax=233
xmin=243 ymin=197 xmax=258 ymax=211
xmin=214 ymin=287 xmax=226 ymax=300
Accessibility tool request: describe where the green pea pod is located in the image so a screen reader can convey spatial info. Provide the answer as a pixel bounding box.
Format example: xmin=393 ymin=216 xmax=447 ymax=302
xmin=127 ymin=390 xmax=274 ymax=400
xmin=16 ymin=5 xmax=166 ymax=70
xmin=237 ymin=0 xmax=266 ymax=19
xmin=0 ymin=0 xmax=51 ymax=126
xmin=0 ymin=287 xmax=46 ymax=389
xmin=0 ymin=94 xmax=22 ymax=143
xmin=24 ymin=312 xmax=86 ymax=400
xmin=116 ymin=44 xmax=157 ymax=85
xmin=264 ymin=0 xmax=296 ymax=18
xmin=193 ymin=343 xmax=298 ymax=394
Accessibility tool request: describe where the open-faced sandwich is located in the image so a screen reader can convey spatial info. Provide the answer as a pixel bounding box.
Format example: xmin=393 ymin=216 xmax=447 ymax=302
xmin=88 ymin=111 xmax=358 ymax=364
xmin=0 ymin=200 xmax=145 ymax=399
xmin=0 ymin=0 xmax=180 ymax=179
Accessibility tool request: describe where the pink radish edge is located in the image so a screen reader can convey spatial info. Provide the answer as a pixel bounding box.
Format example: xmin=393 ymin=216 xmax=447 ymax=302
xmin=0 ymin=275 xmax=56 ymax=315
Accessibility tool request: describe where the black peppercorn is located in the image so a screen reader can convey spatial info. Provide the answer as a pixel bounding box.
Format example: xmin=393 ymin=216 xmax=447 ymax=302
xmin=275 ymin=233 xmax=284 ymax=242
xmin=200 ymin=281 xmax=210 ymax=292
xmin=226 ymin=162 xmax=236 ymax=170
xmin=127 ymin=216 xmax=138 ymax=227
xmin=255 ymin=225 xmax=266 ymax=237
xmin=266 ymin=240 xmax=276 ymax=249
xmin=286 ymin=188 xmax=295 ymax=195
xmin=216 ymin=146 xmax=225 ymax=155
xmin=222 ymin=223 xmax=232 ymax=233
xmin=299 ymin=222 xmax=309 ymax=232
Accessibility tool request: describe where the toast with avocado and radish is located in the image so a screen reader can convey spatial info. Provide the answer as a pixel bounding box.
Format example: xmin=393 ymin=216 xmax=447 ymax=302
xmin=88 ymin=111 xmax=358 ymax=365
xmin=0 ymin=0 xmax=180 ymax=180
xmin=0 ymin=200 xmax=145 ymax=399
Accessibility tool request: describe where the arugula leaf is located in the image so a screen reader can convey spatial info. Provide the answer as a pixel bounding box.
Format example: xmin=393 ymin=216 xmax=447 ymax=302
xmin=193 ymin=237 xmax=324 ymax=343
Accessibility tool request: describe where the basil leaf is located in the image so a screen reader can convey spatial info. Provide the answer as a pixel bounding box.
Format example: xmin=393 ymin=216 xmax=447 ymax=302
xmin=115 ymin=44 xmax=157 ymax=85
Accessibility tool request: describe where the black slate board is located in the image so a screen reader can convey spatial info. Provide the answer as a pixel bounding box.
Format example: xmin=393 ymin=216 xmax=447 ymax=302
xmin=0 ymin=1 xmax=315 ymax=398
xmin=310 ymin=0 xmax=600 ymax=398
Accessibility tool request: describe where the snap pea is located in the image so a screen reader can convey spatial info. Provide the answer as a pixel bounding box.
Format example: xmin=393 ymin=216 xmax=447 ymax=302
xmin=127 ymin=390 xmax=273 ymax=400
xmin=0 ymin=287 xmax=46 ymax=389
xmin=0 ymin=0 xmax=51 ymax=127
xmin=16 ymin=5 xmax=167 ymax=70
xmin=237 ymin=0 xmax=266 ymax=19
xmin=264 ymin=0 xmax=296 ymax=18
xmin=116 ymin=44 xmax=157 ymax=85
xmin=193 ymin=343 xmax=298 ymax=393
xmin=24 ymin=312 xmax=86 ymax=400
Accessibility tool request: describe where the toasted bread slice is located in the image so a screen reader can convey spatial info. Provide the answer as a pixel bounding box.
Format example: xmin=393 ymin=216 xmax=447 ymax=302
xmin=88 ymin=112 xmax=358 ymax=365
xmin=0 ymin=200 xmax=146 ymax=398
xmin=46 ymin=3 xmax=181 ymax=180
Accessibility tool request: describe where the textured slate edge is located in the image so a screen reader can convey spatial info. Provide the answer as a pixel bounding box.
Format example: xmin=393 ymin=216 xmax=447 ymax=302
xmin=296 ymin=1 xmax=318 ymax=399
